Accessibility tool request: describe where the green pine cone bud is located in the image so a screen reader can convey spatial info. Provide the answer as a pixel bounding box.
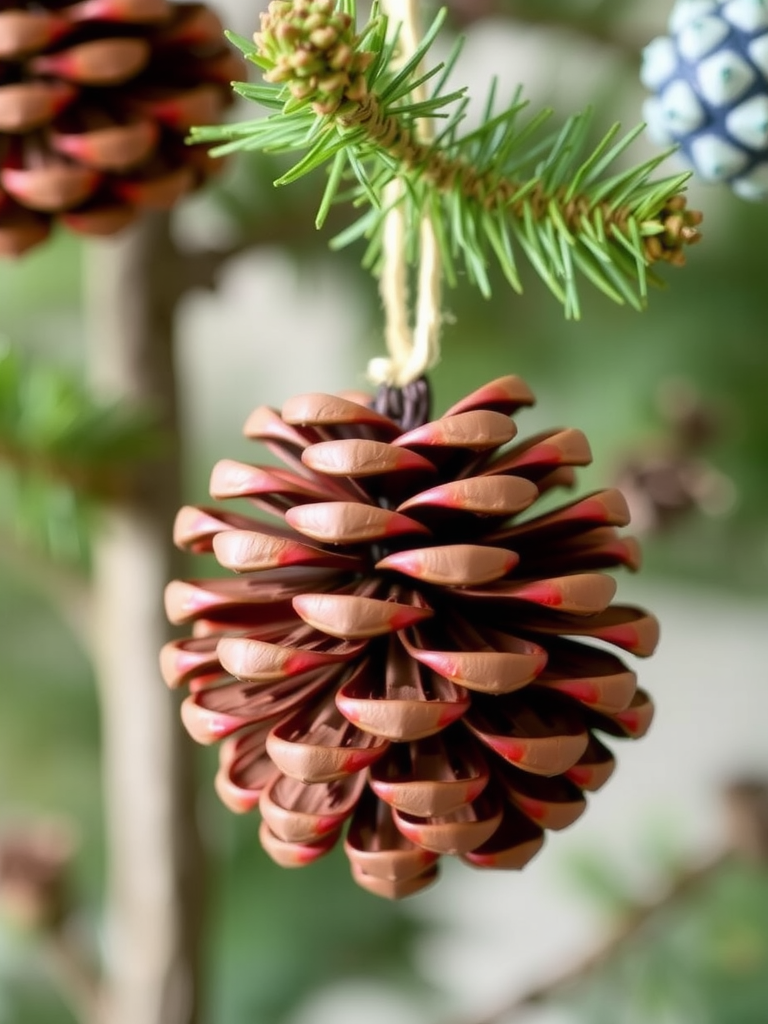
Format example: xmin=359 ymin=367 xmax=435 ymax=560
xmin=254 ymin=0 xmax=373 ymax=115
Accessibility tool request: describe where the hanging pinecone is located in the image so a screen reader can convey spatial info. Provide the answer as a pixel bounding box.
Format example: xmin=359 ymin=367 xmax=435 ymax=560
xmin=0 ymin=0 xmax=241 ymax=256
xmin=163 ymin=376 xmax=658 ymax=899
xmin=642 ymin=0 xmax=768 ymax=199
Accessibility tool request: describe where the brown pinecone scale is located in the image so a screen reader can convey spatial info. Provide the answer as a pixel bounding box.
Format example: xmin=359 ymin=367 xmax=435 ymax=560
xmin=163 ymin=375 xmax=659 ymax=899
xmin=0 ymin=0 xmax=241 ymax=255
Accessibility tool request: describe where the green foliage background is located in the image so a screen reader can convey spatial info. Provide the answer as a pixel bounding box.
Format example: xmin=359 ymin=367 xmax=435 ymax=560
xmin=1 ymin=2 xmax=767 ymax=1022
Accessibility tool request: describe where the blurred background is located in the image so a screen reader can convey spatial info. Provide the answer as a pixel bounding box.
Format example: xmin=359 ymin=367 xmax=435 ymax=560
xmin=1 ymin=1 xmax=768 ymax=1023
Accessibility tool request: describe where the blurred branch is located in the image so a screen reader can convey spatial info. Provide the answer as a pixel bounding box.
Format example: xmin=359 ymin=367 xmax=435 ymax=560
xmin=177 ymin=201 xmax=352 ymax=294
xmin=456 ymin=851 xmax=730 ymax=1024
xmin=454 ymin=779 xmax=768 ymax=1024
xmin=0 ymin=530 xmax=93 ymax=652
xmin=0 ymin=819 xmax=101 ymax=1024
xmin=443 ymin=0 xmax=644 ymax=60
xmin=85 ymin=214 xmax=205 ymax=1024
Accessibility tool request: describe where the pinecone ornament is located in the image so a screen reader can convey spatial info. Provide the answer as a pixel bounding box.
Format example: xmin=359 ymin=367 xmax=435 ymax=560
xmin=642 ymin=0 xmax=768 ymax=199
xmin=0 ymin=0 xmax=241 ymax=256
xmin=163 ymin=376 xmax=659 ymax=899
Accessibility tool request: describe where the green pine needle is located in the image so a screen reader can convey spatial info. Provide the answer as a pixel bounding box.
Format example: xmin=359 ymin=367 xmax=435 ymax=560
xmin=0 ymin=345 xmax=164 ymax=565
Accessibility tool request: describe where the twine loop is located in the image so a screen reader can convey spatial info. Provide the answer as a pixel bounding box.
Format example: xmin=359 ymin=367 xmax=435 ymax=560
xmin=367 ymin=0 xmax=442 ymax=388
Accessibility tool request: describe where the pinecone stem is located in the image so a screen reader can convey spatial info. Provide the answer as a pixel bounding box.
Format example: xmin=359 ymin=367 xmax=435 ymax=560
xmin=84 ymin=215 xmax=205 ymax=1024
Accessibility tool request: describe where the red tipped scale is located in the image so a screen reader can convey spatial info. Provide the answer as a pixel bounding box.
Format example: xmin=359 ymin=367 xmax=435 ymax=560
xmin=564 ymin=734 xmax=616 ymax=792
xmin=181 ymin=672 xmax=331 ymax=746
xmin=512 ymin=604 xmax=661 ymax=658
xmin=496 ymin=761 xmax=586 ymax=831
xmin=351 ymin=861 xmax=439 ymax=899
xmin=160 ymin=635 xmax=220 ymax=689
xmin=489 ymin=490 xmax=631 ymax=549
xmin=51 ymin=118 xmax=159 ymax=172
xmin=303 ymin=438 xmax=436 ymax=478
xmin=483 ymin=427 xmax=592 ymax=479
xmin=293 ymin=590 xmax=433 ymax=640
xmin=217 ymin=631 xmax=365 ymax=683
xmin=394 ymin=410 xmax=516 ymax=451
xmin=214 ymin=723 xmax=277 ymax=814
xmin=111 ymin=163 xmax=195 ymax=209
xmin=461 ymin=805 xmax=544 ymax=870
xmin=65 ymin=0 xmax=171 ymax=23
xmin=534 ymin=640 xmax=637 ymax=716
xmin=467 ymin=693 xmax=589 ymax=776
xmin=213 ymin=528 xmax=362 ymax=573
xmin=125 ymin=84 xmax=225 ymax=130
xmin=31 ymin=39 xmax=151 ymax=85
xmin=458 ymin=573 xmax=618 ymax=617
xmin=591 ymin=689 xmax=655 ymax=740
xmin=377 ymin=544 xmax=518 ymax=587
xmin=335 ymin=647 xmax=470 ymax=742
xmin=260 ymin=772 xmax=366 ymax=844
xmin=267 ymin=692 xmax=390 ymax=784
xmin=520 ymin=527 xmax=643 ymax=576
xmin=369 ymin=734 xmax=490 ymax=818
xmin=1 ymin=161 xmax=101 ymax=212
xmin=209 ymin=459 xmax=330 ymax=503
xmin=259 ymin=819 xmax=341 ymax=869
xmin=282 ymin=392 xmax=401 ymax=439
xmin=443 ymin=375 xmax=536 ymax=417
xmin=399 ymin=474 xmax=538 ymax=518
xmin=173 ymin=505 xmax=273 ymax=554
xmin=392 ymin=787 xmax=504 ymax=856
xmin=243 ymin=404 xmax=315 ymax=454
xmin=0 ymin=82 xmax=76 ymax=133
xmin=345 ymin=792 xmax=439 ymax=887
xmin=165 ymin=577 xmax=307 ymax=626
xmin=402 ymin=626 xmax=547 ymax=695
xmin=60 ymin=201 xmax=137 ymax=236
xmin=286 ymin=501 xmax=431 ymax=545
xmin=0 ymin=11 xmax=68 ymax=58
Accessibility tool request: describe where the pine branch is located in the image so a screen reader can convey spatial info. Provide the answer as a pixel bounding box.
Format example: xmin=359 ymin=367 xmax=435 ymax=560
xmin=0 ymin=345 xmax=165 ymax=565
xmin=189 ymin=0 xmax=702 ymax=318
xmin=453 ymin=852 xmax=730 ymax=1024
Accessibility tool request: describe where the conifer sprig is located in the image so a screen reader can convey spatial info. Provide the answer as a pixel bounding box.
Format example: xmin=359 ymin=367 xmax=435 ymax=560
xmin=190 ymin=0 xmax=702 ymax=317
xmin=0 ymin=345 xmax=163 ymax=562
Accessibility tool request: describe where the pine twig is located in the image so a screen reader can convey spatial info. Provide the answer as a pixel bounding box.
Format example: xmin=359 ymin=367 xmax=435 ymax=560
xmin=453 ymin=851 xmax=730 ymax=1024
xmin=452 ymin=779 xmax=768 ymax=1024
xmin=190 ymin=1 xmax=702 ymax=317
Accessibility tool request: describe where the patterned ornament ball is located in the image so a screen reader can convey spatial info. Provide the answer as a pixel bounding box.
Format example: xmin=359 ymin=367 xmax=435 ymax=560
xmin=642 ymin=0 xmax=768 ymax=199
xmin=163 ymin=376 xmax=659 ymax=899
xmin=0 ymin=0 xmax=242 ymax=256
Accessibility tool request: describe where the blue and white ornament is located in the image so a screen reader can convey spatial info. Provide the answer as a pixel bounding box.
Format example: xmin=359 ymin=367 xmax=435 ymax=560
xmin=642 ymin=0 xmax=768 ymax=200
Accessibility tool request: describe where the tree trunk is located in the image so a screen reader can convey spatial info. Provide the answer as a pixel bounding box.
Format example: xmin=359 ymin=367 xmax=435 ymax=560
xmin=85 ymin=214 xmax=204 ymax=1024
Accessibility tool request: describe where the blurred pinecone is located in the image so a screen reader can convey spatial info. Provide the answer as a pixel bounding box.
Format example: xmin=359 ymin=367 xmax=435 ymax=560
xmin=615 ymin=379 xmax=735 ymax=535
xmin=0 ymin=0 xmax=241 ymax=256
xmin=0 ymin=819 xmax=76 ymax=930
xmin=163 ymin=376 xmax=658 ymax=899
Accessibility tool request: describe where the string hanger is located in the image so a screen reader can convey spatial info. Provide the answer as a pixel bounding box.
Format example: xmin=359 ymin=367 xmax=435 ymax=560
xmin=368 ymin=0 xmax=443 ymax=390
